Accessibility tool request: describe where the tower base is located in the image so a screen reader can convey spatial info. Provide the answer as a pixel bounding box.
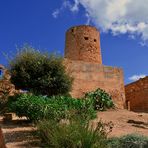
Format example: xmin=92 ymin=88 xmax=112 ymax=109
xmin=65 ymin=59 xmax=125 ymax=109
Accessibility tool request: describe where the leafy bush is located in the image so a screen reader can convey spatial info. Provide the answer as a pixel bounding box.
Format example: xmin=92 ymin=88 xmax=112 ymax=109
xmin=8 ymin=94 xmax=47 ymax=121
xmin=8 ymin=93 xmax=96 ymax=122
xmin=119 ymin=134 xmax=148 ymax=148
xmin=51 ymin=95 xmax=96 ymax=121
xmin=37 ymin=119 xmax=109 ymax=148
xmin=107 ymin=137 xmax=121 ymax=148
xmin=107 ymin=134 xmax=148 ymax=148
xmin=85 ymin=88 xmax=114 ymax=111
xmin=9 ymin=45 xmax=72 ymax=96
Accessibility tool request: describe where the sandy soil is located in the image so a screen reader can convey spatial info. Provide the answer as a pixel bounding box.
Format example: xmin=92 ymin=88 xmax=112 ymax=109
xmin=0 ymin=109 xmax=148 ymax=148
xmin=94 ymin=109 xmax=148 ymax=137
xmin=0 ymin=116 xmax=40 ymax=148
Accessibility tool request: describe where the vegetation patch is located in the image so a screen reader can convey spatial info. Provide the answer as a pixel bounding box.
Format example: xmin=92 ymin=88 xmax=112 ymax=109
xmin=8 ymin=93 xmax=96 ymax=122
xmin=37 ymin=119 xmax=110 ymax=148
xmin=85 ymin=88 xmax=114 ymax=111
xmin=107 ymin=134 xmax=148 ymax=148
xmin=9 ymin=45 xmax=73 ymax=96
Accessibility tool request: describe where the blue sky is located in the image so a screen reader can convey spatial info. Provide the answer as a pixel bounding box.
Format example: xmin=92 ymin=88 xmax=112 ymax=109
xmin=0 ymin=0 xmax=147 ymax=84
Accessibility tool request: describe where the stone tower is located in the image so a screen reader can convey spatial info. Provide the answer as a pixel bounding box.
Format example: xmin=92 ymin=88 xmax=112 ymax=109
xmin=64 ymin=25 xmax=125 ymax=109
xmin=65 ymin=25 xmax=102 ymax=64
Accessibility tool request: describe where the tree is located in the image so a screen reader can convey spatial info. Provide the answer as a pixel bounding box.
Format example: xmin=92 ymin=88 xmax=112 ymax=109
xmin=9 ymin=45 xmax=72 ymax=96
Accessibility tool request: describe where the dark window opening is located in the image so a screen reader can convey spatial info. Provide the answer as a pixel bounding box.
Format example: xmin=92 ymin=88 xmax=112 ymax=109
xmin=0 ymin=69 xmax=3 ymax=79
xmin=94 ymin=39 xmax=97 ymax=42
xmin=84 ymin=37 xmax=89 ymax=40
xmin=126 ymin=100 xmax=130 ymax=110
xmin=71 ymin=29 xmax=74 ymax=33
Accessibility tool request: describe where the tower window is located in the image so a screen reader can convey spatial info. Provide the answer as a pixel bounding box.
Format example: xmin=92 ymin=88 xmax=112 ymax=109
xmin=94 ymin=39 xmax=97 ymax=42
xmin=84 ymin=37 xmax=89 ymax=40
xmin=71 ymin=29 xmax=74 ymax=33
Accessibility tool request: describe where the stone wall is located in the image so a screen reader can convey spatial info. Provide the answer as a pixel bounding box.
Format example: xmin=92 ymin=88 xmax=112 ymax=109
xmin=125 ymin=76 xmax=148 ymax=112
xmin=0 ymin=64 xmax=18 ymax=99
xmin=65 ymin=59 xmax=125 ymax=109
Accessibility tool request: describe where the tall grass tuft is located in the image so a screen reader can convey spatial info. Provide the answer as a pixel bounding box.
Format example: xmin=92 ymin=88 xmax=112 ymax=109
xmin=37 ymin=119 xmax=110 ymax=148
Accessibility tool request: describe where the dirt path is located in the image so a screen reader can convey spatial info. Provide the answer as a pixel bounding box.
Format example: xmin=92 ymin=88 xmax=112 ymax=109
xmin=0 ymin=109 xmax=148 ymax=147
xmin=0 ymin=117 xmax=40 ymax=148
xmin=95 ymin=109 xmax=148 ymax=137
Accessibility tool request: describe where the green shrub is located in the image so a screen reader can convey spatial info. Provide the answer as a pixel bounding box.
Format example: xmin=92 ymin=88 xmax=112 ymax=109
xmin=107 ymin=134 xmax=148 ymax=148
xmin=8 ymin=94 xmax=47 ymax=121
xmin=8 ymin=93 xmax=96 ymax=122
xmin=37 ymin=119 xmax=108 ymax=148
xmin=9 ymin=45 xmax=72 ymax=96
xmin=51 ymin=95 xmax=96 ymax=121
xmin=85 ymin=88 xmax=114 ymax=111
xmin=107 ymin=137 xmax=120 ymax=148
xmin=119 ymin=134 xmax=148 ymax=148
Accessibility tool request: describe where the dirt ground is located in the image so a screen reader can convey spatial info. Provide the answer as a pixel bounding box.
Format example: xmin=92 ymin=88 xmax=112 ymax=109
xmin=95 ymin=109 xmax=148 ymax=137
xmin=0 ymin=116 xmax=40 ymax=148
xmin=0 ymin=109 xmax=148 ymax=148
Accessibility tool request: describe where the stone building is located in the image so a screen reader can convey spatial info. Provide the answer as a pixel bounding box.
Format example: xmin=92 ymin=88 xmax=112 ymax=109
xmin=125 ymin=76 xmax=148 ymax=112
xmin=64 ymin=25 xmax=125 ymax=109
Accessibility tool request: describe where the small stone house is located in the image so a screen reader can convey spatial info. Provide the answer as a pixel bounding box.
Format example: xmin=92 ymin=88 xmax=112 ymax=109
xmin=125 ymin=76 xmax=148 ymax=112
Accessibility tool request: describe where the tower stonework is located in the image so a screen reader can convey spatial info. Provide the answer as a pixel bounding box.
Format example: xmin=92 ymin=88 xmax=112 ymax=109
xmin=65 ymin=26 xmax=102 ymax=64
xmin=64 ymin=25 xmax=125 ymax=109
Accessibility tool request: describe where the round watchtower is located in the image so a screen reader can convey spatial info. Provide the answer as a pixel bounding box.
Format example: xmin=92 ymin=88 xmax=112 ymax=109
xmin=64 ymin=25 xmax=102 ymax=64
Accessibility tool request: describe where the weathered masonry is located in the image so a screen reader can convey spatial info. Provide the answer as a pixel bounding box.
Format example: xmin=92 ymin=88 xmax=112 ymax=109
xmin=64 ymin=25 xmax=125 ymax=109
xmin=125 ymin=76 xmax=148 ymax=112
xmin=0 ymin=64 xmax=17 ymax=98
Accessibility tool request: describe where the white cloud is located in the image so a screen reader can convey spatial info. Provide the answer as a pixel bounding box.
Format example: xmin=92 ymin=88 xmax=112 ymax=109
xmin=129 ymin=74 xmax=146 ymax=81
xmin=70 ymin=0 xmax=80 ymax=12
xmin=54 ymin=0 xmax=148 ymax=43
xmin=85 ymin=13 xmax=91 ymax=25
xmin=52 ymin=9 xmax=60 ymax=18
xmin=52 ymin=0 xmax=79 ymax=18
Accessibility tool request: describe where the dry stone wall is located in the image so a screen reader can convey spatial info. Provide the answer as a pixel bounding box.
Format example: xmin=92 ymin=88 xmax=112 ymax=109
xmin=125 ymin=77 xmax=148 ymax=112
